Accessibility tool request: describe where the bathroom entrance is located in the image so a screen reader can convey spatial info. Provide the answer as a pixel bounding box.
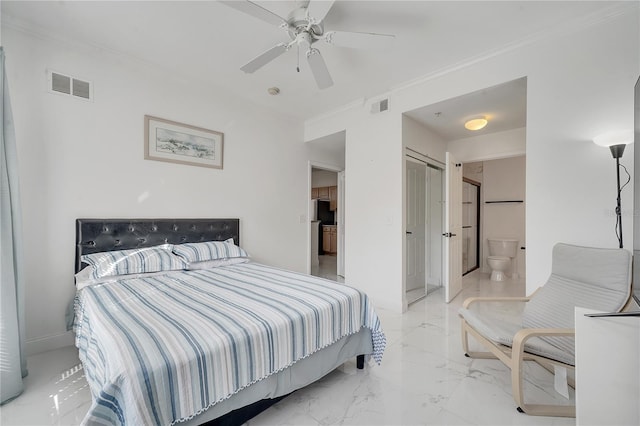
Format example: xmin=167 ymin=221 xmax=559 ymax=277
xmin=462 ymin=157 xmax=526 ymax=281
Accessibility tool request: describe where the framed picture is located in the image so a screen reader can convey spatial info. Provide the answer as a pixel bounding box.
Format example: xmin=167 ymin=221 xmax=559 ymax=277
xmin=144 ymin=115 xmax=223 ymax=169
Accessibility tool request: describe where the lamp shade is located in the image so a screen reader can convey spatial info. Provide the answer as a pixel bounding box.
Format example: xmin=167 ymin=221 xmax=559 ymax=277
xmin=593 ymin=130 xmax=633 ymax=147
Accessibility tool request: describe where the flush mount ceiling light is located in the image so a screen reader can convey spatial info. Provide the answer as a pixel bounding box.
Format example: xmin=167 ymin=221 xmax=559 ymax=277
xmin=464 ymin=117 xmax=488 ymax=131
xmin=267 ymin=87 xmax=280 ymax=96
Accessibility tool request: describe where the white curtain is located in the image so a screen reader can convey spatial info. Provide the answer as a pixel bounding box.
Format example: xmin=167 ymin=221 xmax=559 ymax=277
xmin=0 ymin=46 xmax=27 ymax=404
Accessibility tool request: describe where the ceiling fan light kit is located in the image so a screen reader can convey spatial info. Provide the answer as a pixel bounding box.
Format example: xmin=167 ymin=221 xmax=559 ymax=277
xmin=222 ymin=0 xmax=395 ymax=90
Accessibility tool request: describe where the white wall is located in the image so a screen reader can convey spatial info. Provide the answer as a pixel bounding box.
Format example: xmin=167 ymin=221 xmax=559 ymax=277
xmin=463 ymin=162 xmax=484 ymax=183
xmin=312 ymin=170 xmax=338 ymax=187
xmin=347 ymin=106 xmax=404 ymax=311
xmin=305 ymin=5 xmax=639 ymax=306
xmin=448 ymin=127 xmax=526 ymax=162
xmin=3 ymin=26 xmax=330 ymax=354
xmin=402 ymin=115 xmax=447 ymax=163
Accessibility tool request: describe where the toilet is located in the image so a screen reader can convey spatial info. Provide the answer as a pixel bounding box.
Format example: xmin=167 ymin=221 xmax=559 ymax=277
xmin=487 ymin=239 xmax=518 ymax=281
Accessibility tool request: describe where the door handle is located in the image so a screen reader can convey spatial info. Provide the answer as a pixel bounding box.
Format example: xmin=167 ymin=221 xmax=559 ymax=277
xmin=442 ymin=232 xmax=457 ymax=238
xmin=406 ymin=231 xmax=412 ymax=234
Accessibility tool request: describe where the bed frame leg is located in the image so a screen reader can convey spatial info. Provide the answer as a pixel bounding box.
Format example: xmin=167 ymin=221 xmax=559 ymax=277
xmin=356 ymin=354 xmax=364 ymax=369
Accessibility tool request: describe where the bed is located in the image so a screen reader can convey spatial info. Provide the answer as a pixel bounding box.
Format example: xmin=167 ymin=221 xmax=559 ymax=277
xmin=73 ymin=218 xmax=385 ymax=425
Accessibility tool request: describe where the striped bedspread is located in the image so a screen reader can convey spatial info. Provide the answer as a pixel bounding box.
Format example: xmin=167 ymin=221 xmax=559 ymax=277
xmin=74 ymin=262 xmax=385 ymax=425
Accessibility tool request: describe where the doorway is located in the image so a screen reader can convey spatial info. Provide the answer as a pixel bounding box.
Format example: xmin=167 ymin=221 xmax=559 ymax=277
xmin=405 ymin=153 xmax=444 ymax=304
xmin=310 ymin=166 xmax=343 ymax=281
xmin=403 ymin=77 xmax=527 ymax=304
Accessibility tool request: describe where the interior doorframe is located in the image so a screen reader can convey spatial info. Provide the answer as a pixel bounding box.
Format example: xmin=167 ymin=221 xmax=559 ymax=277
xmin=459 ymin=153 xmax=527 ymax=279
xmin=307 ymin=161 xmax=344 ymax=275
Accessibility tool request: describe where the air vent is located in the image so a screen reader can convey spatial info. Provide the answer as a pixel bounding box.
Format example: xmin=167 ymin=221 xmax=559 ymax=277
xmin=51 ymin=72 xmax=71 ymax=94
xmin=72 ymin=79 xmax=91 ymax=99
xmin=370 ymin=98 xmax=389 ymax=114
xmin=48 ymin=70 xmax=93 ymax=101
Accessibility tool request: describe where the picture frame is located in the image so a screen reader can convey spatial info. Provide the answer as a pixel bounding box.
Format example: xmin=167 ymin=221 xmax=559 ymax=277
xmin=144 ymin=115 xmax=223 ymax=169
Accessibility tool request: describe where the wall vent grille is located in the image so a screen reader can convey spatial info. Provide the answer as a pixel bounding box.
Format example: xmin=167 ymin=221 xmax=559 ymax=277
xmin=371 ymin=98 xmax=389 ymax=114
xmin=48 ymin=70 xmax=93 ymax=101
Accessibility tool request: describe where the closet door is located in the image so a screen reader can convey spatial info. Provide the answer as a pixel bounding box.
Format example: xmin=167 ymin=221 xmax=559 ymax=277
xmin=406 ymin=159 xmax=426 ymax=294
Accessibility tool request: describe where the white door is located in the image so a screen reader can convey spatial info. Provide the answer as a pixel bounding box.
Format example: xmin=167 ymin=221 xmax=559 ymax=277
xmin=337 ymin=171 xmax=345 ymax=277
xmin=406 ymin=160 xmax=427 ymax=295
xmin=444 ymin=152 xmax=463 ymax=303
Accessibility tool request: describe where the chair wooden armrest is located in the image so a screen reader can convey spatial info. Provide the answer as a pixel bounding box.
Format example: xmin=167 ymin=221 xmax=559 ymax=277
xmin=512 ymin=327 xmax=575 ymax=347
xmin=510 ymin=327 xmax=576 ymax=417
xmin=462 ymin=296 xmax=530 ymax=309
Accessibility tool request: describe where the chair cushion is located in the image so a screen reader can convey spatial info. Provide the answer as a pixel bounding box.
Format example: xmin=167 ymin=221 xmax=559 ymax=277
xmin=459 ymin=304 xmax=575 ymax=366
xmin=549 ymin=243 xmax=631 ymax=293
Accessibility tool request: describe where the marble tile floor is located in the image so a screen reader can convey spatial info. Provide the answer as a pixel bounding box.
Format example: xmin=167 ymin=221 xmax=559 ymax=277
xmin=406 ymin=287 xmax=427 ymax=305
xmin=1 ymin=270 xmax=576 ymax=426
xmin=311 ymin=255 xmax=344 ymax=283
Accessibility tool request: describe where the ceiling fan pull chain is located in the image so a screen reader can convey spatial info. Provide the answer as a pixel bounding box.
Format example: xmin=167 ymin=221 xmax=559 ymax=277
xmin=297 ymin=44 xmax=300 ymax=73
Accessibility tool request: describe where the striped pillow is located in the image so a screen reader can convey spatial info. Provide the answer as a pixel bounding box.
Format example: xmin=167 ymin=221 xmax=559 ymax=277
xmin=172 ymin=239 xmax=249 ymax=263
xmin=81 ymin=244 xmax=187 ymax=279
xmin=186 ymin=257 xmax=249 ymax=270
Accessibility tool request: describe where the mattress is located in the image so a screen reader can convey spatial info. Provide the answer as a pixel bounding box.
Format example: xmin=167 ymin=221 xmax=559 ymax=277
xmin=74 ymin=262 xmax=385 ymax=425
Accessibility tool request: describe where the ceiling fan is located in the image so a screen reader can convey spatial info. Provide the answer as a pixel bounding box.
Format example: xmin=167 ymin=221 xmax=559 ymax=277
xmin=220 ymin=0 xmax=395 ymax=89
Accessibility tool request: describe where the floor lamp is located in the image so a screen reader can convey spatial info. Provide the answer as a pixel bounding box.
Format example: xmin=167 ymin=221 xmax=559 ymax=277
xmin=594 ymin=130 xmax=634 ymax=248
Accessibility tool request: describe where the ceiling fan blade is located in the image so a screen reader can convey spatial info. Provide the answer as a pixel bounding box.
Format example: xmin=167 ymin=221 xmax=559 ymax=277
xmin=219 ymin=1 xmax=286 ymax=26
xmin=307 ymin=48 xmax=333 ymax=90
xmin=324 ymin=30 xmax=395 ymax=49
xmin=240 ymin=43 xmax=289 ymax=73
xmin=306 ymin=0 xmax=335 ymax=23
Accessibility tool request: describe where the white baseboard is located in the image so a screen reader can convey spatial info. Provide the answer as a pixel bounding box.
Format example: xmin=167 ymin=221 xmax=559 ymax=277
xmin=25 ymin=331 xmax=75 ymax=356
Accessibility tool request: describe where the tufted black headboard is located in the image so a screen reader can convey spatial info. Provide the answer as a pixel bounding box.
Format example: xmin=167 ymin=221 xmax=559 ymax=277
xmin=75 ymin=218 xmax=240 ymax=273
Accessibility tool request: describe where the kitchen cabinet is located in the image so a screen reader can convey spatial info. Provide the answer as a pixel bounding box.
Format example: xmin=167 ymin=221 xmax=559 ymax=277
xmin=322 ymin=225 xmax=337 ymax=254
xmin=322 ymin=227 xmax=331 ymax=253
xmin=312 ymin=185 xmax=338 ymax=212
xmin=330 ymin=226 xmax=337 ymax=253
xmin=317 ymin=186 xmax=330 ymax=199
xmin=329 ymin=186 xmax=337 ymax=211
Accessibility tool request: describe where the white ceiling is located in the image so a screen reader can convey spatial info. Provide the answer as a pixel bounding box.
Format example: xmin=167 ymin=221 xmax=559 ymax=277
xmin=405 ymin=77 xmax=527 ymax=141
xmin=1 ymin=1 xmax=624 ymax=131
